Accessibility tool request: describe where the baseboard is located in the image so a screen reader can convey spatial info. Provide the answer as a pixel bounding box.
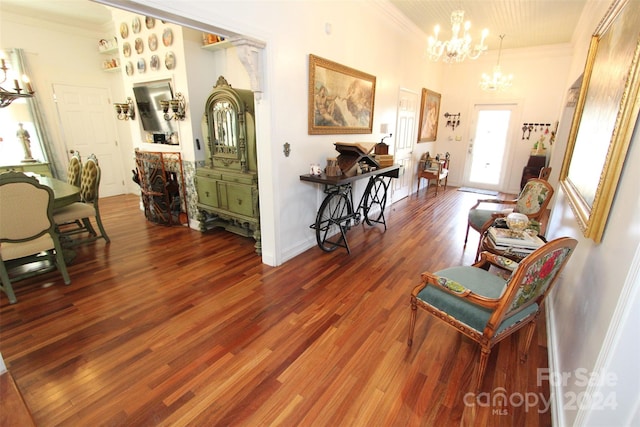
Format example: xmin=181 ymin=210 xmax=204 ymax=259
xmin=545 ymin=297 xmax=565 ymax=427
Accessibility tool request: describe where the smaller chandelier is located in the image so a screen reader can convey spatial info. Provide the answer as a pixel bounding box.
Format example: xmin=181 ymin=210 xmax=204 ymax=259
xmin=427 ymin=10 xmax=488 ymax=63
xmin=480 ymin=34 xmax=513 ymax=91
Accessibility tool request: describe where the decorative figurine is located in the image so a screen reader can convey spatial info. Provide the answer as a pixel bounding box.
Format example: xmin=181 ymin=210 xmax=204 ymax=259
xmin=17 ymin=123 xmax=36 ymax=163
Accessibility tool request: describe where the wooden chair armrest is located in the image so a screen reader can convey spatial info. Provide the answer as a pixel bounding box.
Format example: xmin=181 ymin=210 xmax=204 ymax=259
xmin=469 ymin=198 xmax=517 ymax=210
xmin=473 ymin=251 xmax=520 ymax=272
xmin=414 ymin=271 xmax=500 ymax=309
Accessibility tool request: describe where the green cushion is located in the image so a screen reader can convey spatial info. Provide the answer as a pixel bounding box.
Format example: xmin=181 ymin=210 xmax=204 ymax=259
xmin=417 ymin=266 xmax=537 ymax=333
xmin=468 ymin=208 xmax=494 ymax=230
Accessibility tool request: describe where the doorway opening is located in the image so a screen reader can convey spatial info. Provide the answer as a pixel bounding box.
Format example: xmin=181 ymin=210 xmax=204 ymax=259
xmin=464 ymin=104 xmax=518 ymax=191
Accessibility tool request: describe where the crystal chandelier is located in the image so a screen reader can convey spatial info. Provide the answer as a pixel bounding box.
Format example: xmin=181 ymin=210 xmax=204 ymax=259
xmin=0 ymin=50 xmax=35 ymax=108
xmin=427 ymin=10 xmax=488 ymax=63
xmin=480 ymin=34 xmax=513 ymax=91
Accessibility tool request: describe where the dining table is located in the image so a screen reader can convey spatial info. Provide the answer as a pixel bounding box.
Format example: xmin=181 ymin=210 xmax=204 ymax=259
xmin=26 ymin=173 xmax=81 ymax=209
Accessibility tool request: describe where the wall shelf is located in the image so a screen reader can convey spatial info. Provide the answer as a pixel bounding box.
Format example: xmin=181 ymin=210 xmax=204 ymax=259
xmin=201 ymin=40 xmax=232 ymax=52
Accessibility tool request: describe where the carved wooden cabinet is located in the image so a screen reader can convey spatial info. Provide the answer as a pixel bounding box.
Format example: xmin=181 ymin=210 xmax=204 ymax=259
xmin=196 ymin=76 xmax=260 ymax=253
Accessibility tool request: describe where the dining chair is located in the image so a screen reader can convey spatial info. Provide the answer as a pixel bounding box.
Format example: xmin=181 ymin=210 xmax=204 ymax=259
xmin=464 ymin=178 xmax=554 ymax=256
xmin=408 ymin=237 xmax=578 ymax=392
xmin=53 ymin=154 xmax=110 ymax=246
xmin=67 ymin=150 xmax=82 ymax=187
xmin=0 ymin=172 xmax=71 ymax=304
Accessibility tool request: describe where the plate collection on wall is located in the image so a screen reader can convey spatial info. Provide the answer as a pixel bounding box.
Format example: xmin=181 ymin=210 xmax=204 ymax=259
xmin=114 ymin=15 xmax=177 ymax=77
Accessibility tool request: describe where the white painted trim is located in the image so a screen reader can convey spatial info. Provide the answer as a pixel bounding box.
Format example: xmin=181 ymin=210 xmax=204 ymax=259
xmin=545 ymin=296 xmax=565 ymax=426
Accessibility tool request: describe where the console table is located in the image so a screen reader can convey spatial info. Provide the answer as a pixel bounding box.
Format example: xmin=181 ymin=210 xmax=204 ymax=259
xmin=300 ymin=165 xmax=399 ymax=253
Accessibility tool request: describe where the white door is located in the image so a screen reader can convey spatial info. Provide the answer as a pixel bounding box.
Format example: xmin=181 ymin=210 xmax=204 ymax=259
xmin=463 ymin=104 xmax=517 ymax=191
xmin=53 ymin=84 xmax=125 ymax=197
xmin=391 ymin=89 xmax=419 ymax=202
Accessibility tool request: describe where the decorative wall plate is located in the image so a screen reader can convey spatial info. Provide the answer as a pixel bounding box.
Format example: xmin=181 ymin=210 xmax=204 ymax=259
xmin=135 ymin=38 xmax=144 ymax=54
xmin=137 ymin=58 xmax=146 ymax=73
xmin=132 ymin=17 xmax=141 ymax=34
xmin=162 ymin=28 xmax=173 ymax=47
xmin=165 ymin=51 xmax=176 ymax=70
xmin=125 ymin=61 xmax=134 ymax=76
xmin=123 ymin=42 xmax=131 ymax=57
xmin=120 ymin=23 xmax=129 ymax=39
xmin=148 ymin=34 xmax=158 ymax=51
xmin=150 ymin=55 xmax=160 ymax=71
xmin=145 ymin=16 xmax=155 ymax=29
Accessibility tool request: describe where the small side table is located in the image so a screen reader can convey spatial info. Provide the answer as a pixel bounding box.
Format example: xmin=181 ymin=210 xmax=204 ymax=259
xmin=478 ymin=233 xmax=530 ymax=262
xmin=477 ymin=222 xmax=546 ymax=262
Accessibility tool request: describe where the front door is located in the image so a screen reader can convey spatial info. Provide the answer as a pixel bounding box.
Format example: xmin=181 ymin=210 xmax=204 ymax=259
xmin=463 ymin=103 xmax=518 ymax=191
xmin=391 ymin=88 xmax=419 ymax=202
xmin=53 ymin=84 xmax=125 ymax=197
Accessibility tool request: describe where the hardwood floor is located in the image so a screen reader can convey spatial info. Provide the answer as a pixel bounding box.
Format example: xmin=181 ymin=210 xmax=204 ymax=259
xmin=0 ymin=187 xmax=551 ymax=426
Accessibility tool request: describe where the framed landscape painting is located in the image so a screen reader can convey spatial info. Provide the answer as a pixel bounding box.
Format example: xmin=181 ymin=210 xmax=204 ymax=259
xmin=559 ymin=0 xmax=640 ymax=242
xmin=308 ymin=54 xmax=376 ymax=135
xmin=418 ymin=88 xmax=441 ymax=142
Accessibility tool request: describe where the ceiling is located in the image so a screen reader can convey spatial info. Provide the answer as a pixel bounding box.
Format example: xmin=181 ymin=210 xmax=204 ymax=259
xmin=1 ymin=0 xmax=588 ymax=51
xmin=388 ymin=0 xmax=588 ymax=51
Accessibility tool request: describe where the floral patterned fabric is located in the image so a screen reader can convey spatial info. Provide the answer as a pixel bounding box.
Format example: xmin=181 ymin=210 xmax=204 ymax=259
xmin=507 ymin=247 xmax=572 ymax=312
xmin=515 ymin=181 xmax=550 ymax=215
xmin=436 ymin=277 xmax=466 ymax=293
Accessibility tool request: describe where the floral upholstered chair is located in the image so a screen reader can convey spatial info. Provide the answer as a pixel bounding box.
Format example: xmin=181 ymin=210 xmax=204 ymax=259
xmin=464 ymin=178 xmax=554 ymax=252
xmin=407 ymin=237 xmax=577 ymax=392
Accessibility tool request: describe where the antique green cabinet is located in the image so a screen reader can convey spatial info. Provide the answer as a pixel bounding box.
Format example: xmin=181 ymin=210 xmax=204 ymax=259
xmin=196 ymin=76 xmax=260 ymax=253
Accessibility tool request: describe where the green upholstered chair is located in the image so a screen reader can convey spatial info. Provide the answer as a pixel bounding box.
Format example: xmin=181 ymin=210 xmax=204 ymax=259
xmin=408 ymin=237 xmax=577 ymax=392
xmin=0 ymin=171 xmax=71 ymax=304
xmin=53 ymin=154 xmax=110 ymax=246
xmin=464 ymin=178 xmax=554 ymax=253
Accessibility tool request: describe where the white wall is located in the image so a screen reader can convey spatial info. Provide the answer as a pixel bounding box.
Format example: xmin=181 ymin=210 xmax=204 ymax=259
xmin=544 ymin=0 xmax=640 ymax=425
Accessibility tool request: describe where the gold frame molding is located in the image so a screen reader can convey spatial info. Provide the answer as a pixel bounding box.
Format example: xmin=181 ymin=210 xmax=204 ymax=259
xmin=417 ymin=88 xmax=441 ymax=142
xmin=308 ymin=54 xmax=376 ymax=135
xmin=559 ymin=0 xmax=640 ymax=242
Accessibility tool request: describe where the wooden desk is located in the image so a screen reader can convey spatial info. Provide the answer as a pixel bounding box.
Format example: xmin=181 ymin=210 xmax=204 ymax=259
xmin=28 ymin=174 xmax=81 ymax=209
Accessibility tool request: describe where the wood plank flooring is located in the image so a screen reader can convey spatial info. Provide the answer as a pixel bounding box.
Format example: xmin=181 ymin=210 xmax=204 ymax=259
xmin=0 ymin=187 xmax=551 ymax=426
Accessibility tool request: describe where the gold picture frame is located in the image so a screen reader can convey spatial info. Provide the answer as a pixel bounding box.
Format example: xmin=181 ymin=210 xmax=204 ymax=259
xmin=308 ymin=54 xmax=376 ymax=135
xmin=559 ymin=0 xmax=640 ymax=243
xmin=418 ymin=88 xmax=441 ymax=142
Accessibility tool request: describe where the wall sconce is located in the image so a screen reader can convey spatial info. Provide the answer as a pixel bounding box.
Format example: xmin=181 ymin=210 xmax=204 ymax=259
xmin=444 ymin=112 xmax=461 ymax=130
xmin=114 ymin=97 xmax=135 ymax=120
xmin=160 ymin=92 xmax=186 ymax=121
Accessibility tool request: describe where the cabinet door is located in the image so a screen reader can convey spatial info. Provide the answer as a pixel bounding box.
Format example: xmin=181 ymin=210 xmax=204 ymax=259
xmin=225 ymin=183 xmax=255 ymax=217
xmin=196 ymin=176 xmax=219 ymax=207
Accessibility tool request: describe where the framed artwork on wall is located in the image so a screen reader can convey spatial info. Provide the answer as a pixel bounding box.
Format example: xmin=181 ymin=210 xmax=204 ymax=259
xmin=308 ymin=54 xmax=376 ymax=135
xmin=559 ymin=0 xmax=640 ymax=242
xmin=417 ymin=88 xmax=441 ymax=142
